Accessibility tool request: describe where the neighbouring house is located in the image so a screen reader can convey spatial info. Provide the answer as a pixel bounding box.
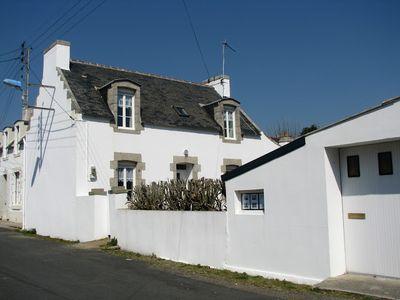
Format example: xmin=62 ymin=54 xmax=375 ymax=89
xmin=222 ymin=97 xmax=400 ymax=283
xmin=0 ymin=120 xmax=29 ymax=223
xmin=24 ymin=40 xmax=278 ymax=241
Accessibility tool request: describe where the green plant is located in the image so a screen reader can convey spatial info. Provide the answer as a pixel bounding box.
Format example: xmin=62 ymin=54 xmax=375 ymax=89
xmin=20 ymin=228 xmax=37 ymax=235
xmin=107 ymin=237 xmax=118 ymax=247
xmin=127 ymin=178 xmax=226 ymax=211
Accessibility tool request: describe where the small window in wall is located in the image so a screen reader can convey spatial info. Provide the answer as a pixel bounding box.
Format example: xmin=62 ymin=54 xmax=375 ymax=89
xmin=225 ymin=164 xmax=239 ymax=173
xmin=118 ymin=162 xmax=135 ymax=190
xmin=378 ymin=152 xmax=393 ymax=175
xmin=347 ymin=155 xmax=360 ymax=178
xmin=176 ymin=163 xmax=193 ymax=182
xmin=117 ymin=89 xmax=134 ymax=129
xmin=13 ymin=172 xmax=21 ymax=206
xmin=223 ymin=106 xmax=235 ymax=139
xmin=241 ymin=192 xmax=264 ymax=210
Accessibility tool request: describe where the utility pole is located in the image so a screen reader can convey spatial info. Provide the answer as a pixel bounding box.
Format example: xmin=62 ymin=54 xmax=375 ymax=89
xmin=20 ymin=41 xmax=31 ymax=121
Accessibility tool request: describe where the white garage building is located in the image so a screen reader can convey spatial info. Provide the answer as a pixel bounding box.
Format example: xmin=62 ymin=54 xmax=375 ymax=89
xmin=222 ymin=97 xmax=400 ymax=283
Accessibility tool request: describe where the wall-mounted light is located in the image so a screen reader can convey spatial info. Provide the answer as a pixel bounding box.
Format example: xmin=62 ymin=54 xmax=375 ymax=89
xmin=90 ymin=166 xmax=97 ymax=181
xmin=184 ymin=149 xmax=189 ymax=157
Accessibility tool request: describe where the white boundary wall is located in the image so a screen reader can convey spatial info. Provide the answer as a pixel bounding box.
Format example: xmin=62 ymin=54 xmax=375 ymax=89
xmin=109 ymin=197 xmax=226 ymax=268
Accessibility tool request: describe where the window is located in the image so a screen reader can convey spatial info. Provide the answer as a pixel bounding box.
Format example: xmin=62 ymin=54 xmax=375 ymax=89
xmin=378 ymin=152 xmax=393 ymax=175
xmin=7 ymin=145 xmax=13 ymax=155
xmin=174 ymin=106 xmax=189 ymax=117
xmin=117 ymin=162 xmax=135 ymax=190
xmin=117 ymin=89 xmax=134 ymax=129
xmin=223 ymin=106 xmax=235 ymax=139
xmin=241 ymin=192 xmax=264 ymax=210
xmin=3 ymin=132 xmax=7 ymax=157
xmin=13 ymin=172 xmax=21 ymax=206
xmin=14 ymin=126 xmax=19 ymax=154
xmin=176 ymin=163 xmax=193 ymax=181
xmin=347 ymin=155 xmax=360 ymax=177
xmin=225 ymin=164 xmax=239 ymax=173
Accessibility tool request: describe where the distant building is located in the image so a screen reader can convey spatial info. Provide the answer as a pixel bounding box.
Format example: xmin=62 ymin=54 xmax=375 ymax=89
xmin=0 ymin=120 xmax=29 ymax=223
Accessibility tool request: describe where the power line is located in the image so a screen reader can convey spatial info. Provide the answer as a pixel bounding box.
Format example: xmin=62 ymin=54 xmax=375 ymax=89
xmin=181 ymin=0 xmax=210 ymax=78
xmin=31 ymin=0 xmax=95 ymax=50
xmin=0 ymin=57 xmax=20 ymax=64
xmin=0 ymin=47 xmax=19 ymax=57
xmin=29 ymin=0 xmax=84 ymax=48
xmin=59 ymin=0 xmax=107 ymax=38
xmin=30 ymin=68 xmax=75 ymax=120
xmin=30 ymin=0 xmax=106 ymax=63
xmin=0 ymin=88 xmax=17 ymax=128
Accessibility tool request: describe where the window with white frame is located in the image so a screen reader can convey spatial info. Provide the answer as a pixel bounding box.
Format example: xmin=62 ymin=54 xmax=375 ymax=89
xmin=241 ymin=191 xmax=264 ymax=211
xmin=12 ymin=171 xmax=22 ymax=207
xmin=117 ymin=89 xmax=134 ymax=129
xmin=223 ymin=106 xmax=235 ymax=139
xmin=14 ymin=126 xmax=19 ymax=154
xmin=117 ymin=161 xmax=135 ymax=190
xmin=3 ymin=132 xmax=8 ymax=157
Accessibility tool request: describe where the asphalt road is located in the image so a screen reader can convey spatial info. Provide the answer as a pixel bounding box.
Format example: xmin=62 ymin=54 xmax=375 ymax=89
xmin=0 ymin=226 xmax=273 ymax=300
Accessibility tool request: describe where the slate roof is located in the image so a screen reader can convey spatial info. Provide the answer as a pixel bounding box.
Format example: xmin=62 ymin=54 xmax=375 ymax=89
xmin=61 ymin=60 xmax=260 ymax=136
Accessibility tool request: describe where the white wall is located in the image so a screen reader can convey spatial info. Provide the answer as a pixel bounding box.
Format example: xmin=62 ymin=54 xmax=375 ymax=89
xmin=109 ymin=197 xmax=227 ymax=268
xmin=224 ymin=100 xmax=400 ymax=284
xmin=24 ymin=41 xmax=78 ymax=240
xmin=74 ymin=195 xmax=110 ymax=242
xmin=225 ymin=147 xmax=331 ymax=284
xmin=76 ymin=121 xmax=276 ymax=195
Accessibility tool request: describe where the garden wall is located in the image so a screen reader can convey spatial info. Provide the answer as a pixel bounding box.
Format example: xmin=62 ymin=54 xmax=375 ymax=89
xmin=109 ymin=197 xmax=226 ymax=268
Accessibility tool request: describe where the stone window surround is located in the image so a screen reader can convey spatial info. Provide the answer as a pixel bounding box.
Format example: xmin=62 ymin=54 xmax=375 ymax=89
xmin=106 ymin=80 xmax=144 ymax=134
xmin=213 ymin=99 xmax=242 ymax=144
xmin=221 ymin=158 xmax=242 ymax=174
xmin=170 ymin=155 xmax=201 ymax=180
xmin=109 ymin=152 xmax=145 ymax=194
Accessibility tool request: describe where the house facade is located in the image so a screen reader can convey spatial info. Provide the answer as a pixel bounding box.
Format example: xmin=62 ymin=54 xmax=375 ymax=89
xmin=24 ymin=40 xmax=277 ymax=241
xmin=0 ymin=120 xmax=29 ymax=224
xmin=223 ymin=97 xmax=400 ymax=283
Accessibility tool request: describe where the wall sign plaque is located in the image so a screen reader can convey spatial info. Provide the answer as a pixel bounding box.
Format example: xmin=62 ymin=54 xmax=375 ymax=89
xmin=348 ymin=213 xmax=366 ymax=220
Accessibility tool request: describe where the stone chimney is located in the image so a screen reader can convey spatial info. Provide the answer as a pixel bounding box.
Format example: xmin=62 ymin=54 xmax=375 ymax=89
xmin=204 ymin=75 xmax=230 ymax=98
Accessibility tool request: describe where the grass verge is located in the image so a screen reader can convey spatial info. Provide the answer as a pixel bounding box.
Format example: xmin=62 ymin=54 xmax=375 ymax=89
xmin=100 ymin=246 xmax=375 ymax=299
xmin=17 ymin=229 xmax=79 ymax=244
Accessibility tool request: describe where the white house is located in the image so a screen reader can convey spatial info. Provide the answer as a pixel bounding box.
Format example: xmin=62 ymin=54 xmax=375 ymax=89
xmin=222 ymin=97 xmax=400 ymax=283
xmin=24 ymin=40 xmax=277 ymax=242
xmin=0 ymin=120 xmax=29 ymax=224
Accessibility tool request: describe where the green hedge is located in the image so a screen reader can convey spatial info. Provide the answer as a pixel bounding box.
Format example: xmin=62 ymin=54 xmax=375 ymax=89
xmin=127 ymin=178 xmax=226 ymax=211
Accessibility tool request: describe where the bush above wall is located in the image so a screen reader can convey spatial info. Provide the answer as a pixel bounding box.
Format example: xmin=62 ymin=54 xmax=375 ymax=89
xmin=127 ymin=178 xmax=226 ymax=211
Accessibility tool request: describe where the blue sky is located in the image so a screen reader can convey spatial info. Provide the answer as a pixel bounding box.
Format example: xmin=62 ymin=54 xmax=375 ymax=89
xmin=0 ymin=0 xmax=399 ymax=134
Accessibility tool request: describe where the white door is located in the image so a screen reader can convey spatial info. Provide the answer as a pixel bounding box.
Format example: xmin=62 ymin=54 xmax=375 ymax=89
xmin=340 ymin=141 xmax=400 ymax=278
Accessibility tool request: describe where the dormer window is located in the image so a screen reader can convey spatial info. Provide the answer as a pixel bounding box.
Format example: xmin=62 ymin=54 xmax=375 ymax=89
xmin=223 ymin=106 xmax=236 ymax=139
xmin=117 ymin=88 xmax=134 ymax=129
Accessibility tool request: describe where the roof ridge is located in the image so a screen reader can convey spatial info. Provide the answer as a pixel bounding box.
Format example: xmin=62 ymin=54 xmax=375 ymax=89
xmin=70 ymin=59 xmax=211 ymax=88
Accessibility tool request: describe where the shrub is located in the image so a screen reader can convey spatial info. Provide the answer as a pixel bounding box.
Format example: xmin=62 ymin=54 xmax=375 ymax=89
xmin=107 ymin=237 xmax=118 ymax=247
xmin=127 ymin=178 xmax=226 ymax=211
